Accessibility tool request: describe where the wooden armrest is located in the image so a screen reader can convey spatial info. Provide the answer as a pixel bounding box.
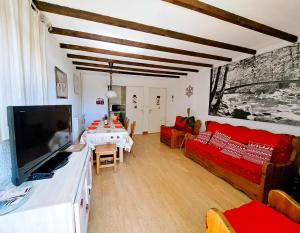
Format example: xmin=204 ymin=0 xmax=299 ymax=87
xmin=205 ymin=208 xmax=235 ymax=233
xmin=171 ymin=128 xmax=185 ymax=136
xmin=185 ymin=133 xmax=197 ymax=141
xmin=261 ymin=162 xmax=273 ymax=175
xmin=289 ymin=137 xmax=300 ymax=165
xmin=268 ymin=190 xmax=300 ymax=223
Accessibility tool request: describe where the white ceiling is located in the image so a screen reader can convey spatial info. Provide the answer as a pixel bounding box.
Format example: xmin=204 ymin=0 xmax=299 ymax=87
xmin=40 ymin=0 xmax=300 ymax=71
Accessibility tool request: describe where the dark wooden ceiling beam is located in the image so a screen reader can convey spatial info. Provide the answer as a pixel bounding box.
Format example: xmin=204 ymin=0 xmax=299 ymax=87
xmin=60 ymin=43 xmax=212 ymax=67
xmin=72 ymin=61 xmax=187 ymax=75
xmin=76 ymin=66 xmax=180 ymax=78
xmin=68 ymin=54 xmax=199 ymax=72
xmin=163 ymin=0 xmax=298 ymax=43
xmin=50 ymin=27 xmax=232 ymax=62
xmin=33 ymin=0 xmax=256 ymax=54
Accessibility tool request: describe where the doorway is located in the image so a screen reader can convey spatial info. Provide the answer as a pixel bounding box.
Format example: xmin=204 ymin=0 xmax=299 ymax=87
xmin=148 ymin=87 xmax=166 ymax=133
xmin=126 ymin=86 xmax=144 ymax=134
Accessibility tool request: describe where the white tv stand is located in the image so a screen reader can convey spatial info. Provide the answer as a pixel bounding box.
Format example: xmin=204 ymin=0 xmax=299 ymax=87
xmin=0 ymin=146 xmax=92 ymax=233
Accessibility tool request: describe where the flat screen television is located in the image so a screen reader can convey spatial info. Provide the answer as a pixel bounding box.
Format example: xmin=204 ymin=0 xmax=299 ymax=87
xmin=7 ymin=105 xmax=72 ymax=186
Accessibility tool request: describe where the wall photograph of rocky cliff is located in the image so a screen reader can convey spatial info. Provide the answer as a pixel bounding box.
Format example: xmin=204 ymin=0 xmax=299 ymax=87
xmin=209 ymin=43 xmax=300 ymax=126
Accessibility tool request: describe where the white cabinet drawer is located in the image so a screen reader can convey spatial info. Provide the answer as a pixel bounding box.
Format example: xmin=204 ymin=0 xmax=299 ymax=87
xmin=74 ymin=154 xmax=92 ymax=233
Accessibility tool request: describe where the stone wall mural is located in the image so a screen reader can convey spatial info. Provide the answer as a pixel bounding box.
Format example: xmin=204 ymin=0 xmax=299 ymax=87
xmin=209 ymin=43 xmax=300 ymax=126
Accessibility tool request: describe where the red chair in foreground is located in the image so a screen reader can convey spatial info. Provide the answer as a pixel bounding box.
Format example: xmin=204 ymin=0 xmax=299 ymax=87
xmin=160 ymin=116 xmax=201 ymax=148
xmin=205 ymin=190 xmax=300 ymax=233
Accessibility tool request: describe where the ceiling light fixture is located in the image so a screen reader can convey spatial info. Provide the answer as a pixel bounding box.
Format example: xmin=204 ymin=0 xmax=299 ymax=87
xmin=106 ymin=62 xmax=117 ymax=99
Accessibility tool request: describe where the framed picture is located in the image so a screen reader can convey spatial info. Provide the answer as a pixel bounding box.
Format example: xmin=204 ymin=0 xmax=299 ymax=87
xmin=73 ymin=73 xmax=81 ymax=95
xmin=208 ymin=43 xmax=300 ymax=126
xmin=55 ymin=67 xmax=68 ymax=99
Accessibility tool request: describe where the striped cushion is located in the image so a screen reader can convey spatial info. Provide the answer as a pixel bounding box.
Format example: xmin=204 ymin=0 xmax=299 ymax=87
xmin=243 ymin=142 xmax=274 ymax=165
xmin=195 ymin=131 xmax=212 ymax=144
xmin=221 ymin=139 xmax=246 ymax=159
xmin=208 ymin=131 xmax=231 ymax=149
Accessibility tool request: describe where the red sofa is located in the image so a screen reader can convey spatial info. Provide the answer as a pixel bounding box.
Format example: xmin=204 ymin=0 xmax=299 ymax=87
xmin=160 ymin=116 xmax=201 ymax=148
xmin=185 ymin=121 xmax=300 ymax=203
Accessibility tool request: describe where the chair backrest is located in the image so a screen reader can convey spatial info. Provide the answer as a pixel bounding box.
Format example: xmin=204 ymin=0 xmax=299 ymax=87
xmin=268 ymin=189 xmax=300 ymax=223
xmin=130 ymin=121 xmax=136 ymax=140
xmin=205 ymin=208 xmax=235 ymax=233
xmin=123 ymin=118 xmax=129 ymax=130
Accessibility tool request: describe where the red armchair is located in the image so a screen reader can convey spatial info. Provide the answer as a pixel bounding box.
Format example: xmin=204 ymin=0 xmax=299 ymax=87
xmin=160 ymin=116 xmax=201 ymax=148
xmin=205 ymin=190 xmax=300 ymax=233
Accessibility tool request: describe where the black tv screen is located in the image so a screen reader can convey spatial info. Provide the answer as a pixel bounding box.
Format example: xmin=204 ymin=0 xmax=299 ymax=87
xmin=7 ymin=105 xmax=72 ymax=185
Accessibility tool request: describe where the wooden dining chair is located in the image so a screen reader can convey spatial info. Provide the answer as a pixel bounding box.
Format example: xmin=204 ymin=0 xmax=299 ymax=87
xmin=95 ymin=144 xmax=117 ymax=174
xmin=129 ymin=121 xmax=136 ymax=156
xmin=123 ymin=118 xmax=129 ymax=130
xmin=130 ymin=121 xmax=136 ymax=140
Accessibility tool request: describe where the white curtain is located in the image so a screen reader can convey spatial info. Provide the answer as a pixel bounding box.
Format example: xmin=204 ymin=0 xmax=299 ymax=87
xmin=0 ymin=0 xmax=47 ymax=141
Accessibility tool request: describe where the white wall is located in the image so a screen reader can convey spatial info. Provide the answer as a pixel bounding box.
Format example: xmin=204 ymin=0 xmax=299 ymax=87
xmin=0 ymin=31 xmax=83 ymax=187
xmin=82 ymin=72 xmax=171 ymax=132
xmin=46 ymin=33 xmax=84 ymax=141
xmin=167 ymin=70 xmax=209 ymax=125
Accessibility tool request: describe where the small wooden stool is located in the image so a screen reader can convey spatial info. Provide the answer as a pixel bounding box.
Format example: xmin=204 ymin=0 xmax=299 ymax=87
xmin=95 ymin=144 xmax=117 ymax=174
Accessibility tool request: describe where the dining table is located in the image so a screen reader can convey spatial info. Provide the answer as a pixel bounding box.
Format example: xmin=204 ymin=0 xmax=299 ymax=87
xmin=80 ymin=120 xmax=133 ymax=162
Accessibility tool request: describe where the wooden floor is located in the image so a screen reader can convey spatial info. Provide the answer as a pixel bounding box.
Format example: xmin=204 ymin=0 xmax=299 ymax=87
xmin=88 ymin=134 xmax=250 ymax=233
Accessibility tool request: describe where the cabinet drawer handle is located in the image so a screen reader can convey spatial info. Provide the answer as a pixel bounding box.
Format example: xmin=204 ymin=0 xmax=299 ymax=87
xmin=86 ymin=203 xmax=89 ymax=212
xmin=88 ymin=188 xmax=91 ymax=195
xmin=80 ymin=198 xmax=84 ymax=208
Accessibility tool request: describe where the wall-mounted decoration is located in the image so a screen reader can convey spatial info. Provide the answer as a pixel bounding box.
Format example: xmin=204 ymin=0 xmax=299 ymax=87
xmin=96 ymin=98 xmax=104 ymax=105
xmin=209 ymin=43 xmax=300 ymax=126
xmin=156 ymin=96 xmax=161 ymax=109
xmin=185 ymin=85 xmax=194 ymax=98
xmin=132 ymin=94 xmax=138 ymax=109
xmin=73 ymin=74 xmax=81 ymax=95
xmin=55 ymin=67 xmax=68 ymax=99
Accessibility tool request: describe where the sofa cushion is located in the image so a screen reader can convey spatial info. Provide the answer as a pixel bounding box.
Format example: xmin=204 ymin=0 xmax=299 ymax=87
xmin=272 ymin=135 xmax=293 ymax=163
xmin=221 ymin=139 xmax=246 ymax=159
xmin=160 ymin=127 xmax=172 ymax=138
xmin=174 ymin=116 xmax=185 ymax=131
xmin=224 ymin=201 xmax=300 ymax=233
xmin=243 ymin=142 xmax=274 ymax=165
xmin=195 ymin=131 xmax=212 ymax=144
xmin=221 ymin=156 xmax=262 ymax=184
xmin=206 ymin=121 xmax=245 ymax=143
xmin=186 ymin=140 xmax=225 ymax=162
xmin=206 ymin=121 xmax=278 ymax=145
xmin=209 ymin=131 xmax=231 ymax=149
xmin=206 ymin=121 xmax=293 ymax=163
xmin=174 ymin=116 xmax=193 ymax=133
xmin=186 ymin=140 xmax=262 ymax=184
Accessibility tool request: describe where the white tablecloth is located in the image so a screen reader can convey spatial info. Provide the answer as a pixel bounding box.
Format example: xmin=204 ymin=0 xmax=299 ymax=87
xmin=80 ymin=127 xmax=133 ymax=152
